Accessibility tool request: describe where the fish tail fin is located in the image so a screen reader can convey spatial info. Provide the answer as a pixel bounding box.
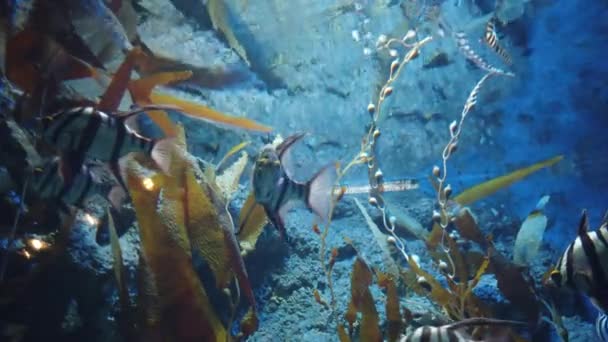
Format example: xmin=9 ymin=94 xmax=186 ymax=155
xmin=151 ymin=137 xmax=177 ymax=174
xmin=306 ymin=163 xmax=338 ymax=222
xmin=96 ymin=206 xmax=130 ymax=246
xmin=107 ymin=185 xmax=127 ymax=211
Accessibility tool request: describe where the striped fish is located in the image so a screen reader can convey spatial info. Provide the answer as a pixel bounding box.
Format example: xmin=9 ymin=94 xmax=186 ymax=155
xmin=550 ymin=210 xmax=608 ymax=312
xmin=403 ymin=318 xmax=526 ymax=341
xmin=31 ymin=158 xmax=127 ymax=245
xmin=484 ymin=18 xmax=512 ymax=65
xmin=31 ymin=158 xmax=111 ymax=210
xmin=597 ymin=313 xmax=608 ymax=341
xmin=41 ymin=105 xmax=176 ymax=188
xmin=404 ymin=325 xmax=467 ymax=341
xmin=252 ymin=133 xmax=337 ymax=241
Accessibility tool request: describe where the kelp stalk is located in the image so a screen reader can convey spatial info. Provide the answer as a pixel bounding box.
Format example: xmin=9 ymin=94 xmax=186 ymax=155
xmin=317 ymin=33 xmax=433 ymax=321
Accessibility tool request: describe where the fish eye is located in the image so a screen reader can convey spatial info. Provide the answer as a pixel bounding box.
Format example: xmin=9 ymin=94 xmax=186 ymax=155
xmin=550 ymin=270 xmax=562 ymax=286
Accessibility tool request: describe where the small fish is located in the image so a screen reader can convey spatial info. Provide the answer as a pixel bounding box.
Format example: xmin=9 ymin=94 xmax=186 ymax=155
xmin=41 ymin=105 xmax=177 ymax=189
xmin=30 ymin=158 xmax=127 ymax=244
xmin=484 ymin=17 xmax=512 ymax=65
xmin=252 ymin=133 xmax=337 ymax=240
xmin=337 ymin=178 xmax=419 ymax=195
xmin=32 ymin=158 xmax=114 ymax=209
xmin=550 ymin=210 xmax=608 ymax=312
xmin=403 ymin=318 xmax=526 ymax=342
xmin=597 ymin=313 xmax=608 ymax=341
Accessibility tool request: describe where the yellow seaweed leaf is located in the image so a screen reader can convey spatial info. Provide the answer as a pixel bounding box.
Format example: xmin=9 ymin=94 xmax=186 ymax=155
xmin=216 ymin=141 xmax=251 ymax=171
xmin=216 ymin=151 xmax=249 ymax=202
xmin=427 ymin=155 xmax=563 ymax=249
xmin=454 ymin=155 xmax=563 ymax=206
xmin=463 ymin=256 xmax=490 ymax=301
xmin=405 ymin=257 xmax=452 ymax=308
xmin=184 ymin=167 xmax=234 ymax=289
xmin=126 ymin=162 xmax=227 ymax=341
xmin=136 ymin=256 xmax=162 ymax=341
xmin=237 ymin=192 xmax=268 ymax=255
xmin=206 ymin=0 xmax=251 ymax=66
xmin=150 ymin=91 xmax=273 ymax=132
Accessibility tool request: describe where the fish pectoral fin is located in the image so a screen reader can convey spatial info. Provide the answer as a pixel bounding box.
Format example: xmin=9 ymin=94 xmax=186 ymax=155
xmin=306 ymin=163 xmax=338 ymax=222
xmin=276 ymin=133 xmax=307 ymax=179
xmin=265 ymin=206 xmax=289 ymax=242
xmin=578 ymin=209 xmax=590 ymax=235
xmin=59 ymin=153 xmax=85 ymax=187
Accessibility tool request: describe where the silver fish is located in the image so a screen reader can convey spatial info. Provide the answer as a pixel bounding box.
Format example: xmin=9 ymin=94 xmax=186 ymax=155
xmin=252 ymin=133 xmax=337 ymax=240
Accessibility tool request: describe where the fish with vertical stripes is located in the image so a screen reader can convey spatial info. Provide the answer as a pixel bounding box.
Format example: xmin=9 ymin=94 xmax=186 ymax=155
xmin=32 ymin=159 xmax=102 ymax=209
xmin=252 ymin=133 xmax=337 ymax=241
xmin=484 ymin=17 xmax=512 ymax=66
xmin=40 ymin=105 xmax=178 ymax=189
xmin=30 ymin=157 xmax=127 ymax=245
xmin=597 ymin=313 xmax=608 ymax=341
xmin=403 ymin=317 xmax=526 ymax=341
xmin=550 ymin=210 xmax=608 ymax=312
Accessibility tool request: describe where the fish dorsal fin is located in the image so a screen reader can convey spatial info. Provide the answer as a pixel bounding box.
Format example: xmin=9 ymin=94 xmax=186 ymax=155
xmin=601 ymin=210 xmax=608 ymax=228
xmin=276 ymin=133 xmax=307 ymax=161
xmin=276 ymin=133 xmax=307 ymax=179
xmin=578 ymin=209 xmax=590 ymax=236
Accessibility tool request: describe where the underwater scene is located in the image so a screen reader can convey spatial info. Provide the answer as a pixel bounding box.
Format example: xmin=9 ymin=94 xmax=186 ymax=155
xmin=0 ymin=0 xmax=607 ymax=341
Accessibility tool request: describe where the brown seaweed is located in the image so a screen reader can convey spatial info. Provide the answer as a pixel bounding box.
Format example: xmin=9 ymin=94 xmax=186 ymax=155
xmin=377 ymin=272 xmax=402 ymax=342
xmin=344 ymin=257 xmax=381 ymax=341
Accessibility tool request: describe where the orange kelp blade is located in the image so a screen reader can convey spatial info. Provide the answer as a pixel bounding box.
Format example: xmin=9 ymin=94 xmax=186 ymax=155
xmin=128 ymin=71 xmax=194 ymax=136
xmin=98 ymin=47 xmax=150 ymax=112
xmin=125 ymin=162 xmax=227 ymax=342
xmin=6 ymin=28 xmax=99 ymax=93
xmin=150 ymin=91 xmax=273 ymax=133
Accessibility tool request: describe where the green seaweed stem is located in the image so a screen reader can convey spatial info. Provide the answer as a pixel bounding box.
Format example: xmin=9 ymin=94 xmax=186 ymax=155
xmin=317 ymin=32 xmax=433 ymax=326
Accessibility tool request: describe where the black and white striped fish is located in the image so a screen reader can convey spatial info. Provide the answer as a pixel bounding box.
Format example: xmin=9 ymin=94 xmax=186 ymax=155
xmin=403 ymin=318 xmax=526 ymax=341
xmin=550 ymin=210 xmax=608 ymax=312
xmin=30 ymin=158 xmax=124 ymax=214
xmin=597 ymin=313 xmax=608 ymax=341
xmin=30 ymin=157 xmax=127 ymax=245
xmin=484 ymin=18 xmax=512 ymax=65
xmin=31 ymin=158 xmax=116 ymax=211
xmin=41 ymin=105 xmax=177 ymax=188
xmin=252 ymin=133 xmax=337 ymax=240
